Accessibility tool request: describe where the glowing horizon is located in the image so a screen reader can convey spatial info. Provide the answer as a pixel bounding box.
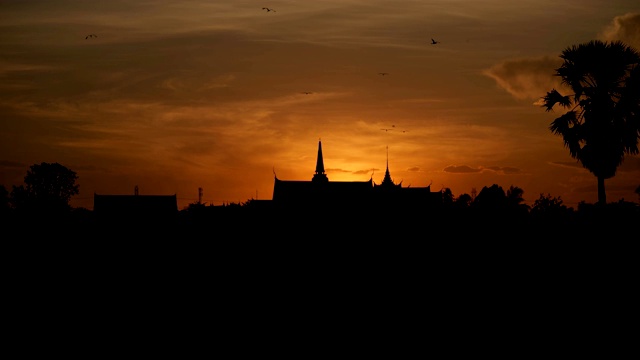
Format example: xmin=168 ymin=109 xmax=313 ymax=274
xmin=1 ymin=1 xmax=639 ymax=211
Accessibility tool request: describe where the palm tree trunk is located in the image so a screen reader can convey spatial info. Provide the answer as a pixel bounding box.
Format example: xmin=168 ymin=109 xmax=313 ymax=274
xmin=597 ymin=176 xmax=606 ymax=205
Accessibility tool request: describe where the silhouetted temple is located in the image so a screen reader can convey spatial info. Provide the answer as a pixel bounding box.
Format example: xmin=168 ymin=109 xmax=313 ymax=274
xmin=272 ymin=140 xmax=442 ymax=214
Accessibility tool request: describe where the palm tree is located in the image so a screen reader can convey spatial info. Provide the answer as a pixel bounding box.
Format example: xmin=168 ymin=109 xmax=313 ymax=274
xmin=506 ymin=185 xmax=530 ymax=213
xmin=541 ymin=40 xmax=640 ymax=205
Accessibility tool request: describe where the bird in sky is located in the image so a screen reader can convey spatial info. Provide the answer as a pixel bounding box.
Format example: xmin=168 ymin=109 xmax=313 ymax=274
xmin=431 ymin=38 xmax=440 ymax=44
xmin=378 ymin=72 xmax=389 ymax=76
xmin=380 ymin=128 xmax=394 ymax=132
xmin=301 ymin=92 xmax=313 ymax=94
xmin=85 ymin=34 xmax=97 ymax=39
xmin=262 ymin=7 xmax=275 ymax=12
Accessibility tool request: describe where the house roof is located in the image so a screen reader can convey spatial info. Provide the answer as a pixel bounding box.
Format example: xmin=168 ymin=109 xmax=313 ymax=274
xmin=93 ymin=194 xmax=178 ymax=215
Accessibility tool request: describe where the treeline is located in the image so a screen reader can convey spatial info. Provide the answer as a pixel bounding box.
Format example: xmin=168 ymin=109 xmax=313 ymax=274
xmin=182 ymin=184 xmax=640 ymax=237
xmin=2 ymin=163 xmax=638 ymax=240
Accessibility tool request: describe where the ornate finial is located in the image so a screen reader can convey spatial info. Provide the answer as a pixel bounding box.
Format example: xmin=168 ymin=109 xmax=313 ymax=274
xmin=385 ymin=146 xmax=390 ymax=173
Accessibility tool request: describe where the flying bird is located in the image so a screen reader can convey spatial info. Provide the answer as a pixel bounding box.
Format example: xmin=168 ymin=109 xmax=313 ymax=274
xmin=85 ymin=34 xmax=97 ymax=39
xmin=262 ymin=7 xmax=275 ymax=12
xmin=380 ymin=128 xmax=394 ymax=132
xmin=301 ymin=92 xmax=313 ymax=94
xmin=431 ymin=38 xmax=439 ymax=44
xmin=378 ymin=72 xmax=389 ymax=76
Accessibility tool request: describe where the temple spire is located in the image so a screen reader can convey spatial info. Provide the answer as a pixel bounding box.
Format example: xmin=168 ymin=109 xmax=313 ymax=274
xmin=386 ymin=145 xmax=389 ymax=172
xmin=312 ymin=138 xmax=328 ymax=182
xmin=382 ymin=146 xmax=394 ymax=185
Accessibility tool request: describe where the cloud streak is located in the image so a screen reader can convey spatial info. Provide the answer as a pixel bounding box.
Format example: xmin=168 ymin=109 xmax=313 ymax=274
xmin=482 ymin=56 xmax=563 ymax=103
xmin=598 ymin=12 xmax=640 ymax=49
xmin=483 ymin=12 xmax=640 ymax=104
xmin=443 ymin=165 xmax=523 ymax=175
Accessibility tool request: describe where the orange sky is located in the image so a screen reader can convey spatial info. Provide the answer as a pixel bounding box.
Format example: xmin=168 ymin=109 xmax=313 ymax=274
xmin=1 ymin=1 xmax=639 ymax=210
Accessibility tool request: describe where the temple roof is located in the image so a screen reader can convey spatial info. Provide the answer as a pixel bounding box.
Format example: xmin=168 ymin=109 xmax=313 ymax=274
xmin=273 ymin=177 xmax=373 ymax=202
xmin=271 ymin=140 xmax=441 ymax=209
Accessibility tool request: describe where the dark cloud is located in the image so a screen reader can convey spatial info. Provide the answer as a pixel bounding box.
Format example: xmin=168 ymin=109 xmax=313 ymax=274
xmin=326 ymin=168 xmax=351 ymax=174
xmin=550 ymin=157 xmax=640 ymax=173
xmin=549 ymin=161 xmax=582 ymax=169
xmin=598 ymin=12 xmax=640 ymax=49
xmin=353 ymin=168 xmax=378 ymax=175
xmin=444 ymin=165 xmax=522 ymax=174
xmin=485 ymin=13 xmax=640 ymax=104
xmin=501 ymin=167 xmax=521 ymax=175
xmin=443 ymin=165 xmax=482 ymax=173
xmin=482 ymin=56 xmax=562 ymax=101
xmin=483 ymin=166 xmax=522 ymax=174
xmin=0 ymin=160 xmax=26 ymax=169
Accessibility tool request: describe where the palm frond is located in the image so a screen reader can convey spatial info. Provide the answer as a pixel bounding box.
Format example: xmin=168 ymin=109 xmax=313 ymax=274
xmin=549 ymin=111 xmax=577 ymax=135
xmin=541 ymin=89 xmax=571 ymax=111
xmin=563 ymin=124 xmax=582 ymax=158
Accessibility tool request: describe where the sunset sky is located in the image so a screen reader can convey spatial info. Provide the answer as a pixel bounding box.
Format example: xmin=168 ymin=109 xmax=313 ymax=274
xmin=1 ymin=1 xmax=639 ymax=210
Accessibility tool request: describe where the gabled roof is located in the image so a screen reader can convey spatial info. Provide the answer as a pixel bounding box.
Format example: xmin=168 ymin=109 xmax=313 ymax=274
xmin=273 ymin=177 xmax=373 ymax=203
xmin=271 ymin=139 xmax=443 ymax=212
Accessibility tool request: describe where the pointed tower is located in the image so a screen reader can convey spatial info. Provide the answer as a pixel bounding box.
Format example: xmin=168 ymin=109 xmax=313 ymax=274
xmin=376 ymin=146 xmax=402 ymax=189
xmin=381 ymin=146 xmax=393 ymax=186
xmin=379 ymin=146 xmax=401 ymax=189
xmin=312 ymin=138 xmax=329 ymax=183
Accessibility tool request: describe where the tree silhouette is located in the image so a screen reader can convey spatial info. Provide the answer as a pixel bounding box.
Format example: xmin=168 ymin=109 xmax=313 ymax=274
xmin=454 ymin=193 xmax=473 ymax=209
xmin=506 ymin=185 xmax=530 ymax=218
xmin=530 ymin=193 xmax=572 ymax=222
xmin=0 ymin=185 xmax=9 ymax=214
xmin=473 ymin=184 xmax=507 ymax=211
xmin=10 ymin=162 xmax=79 ymax=215
xmin=541 ymin=40 xmax=640 ymax=205
xmin=441 ymin=187 xmax=455 ymax=207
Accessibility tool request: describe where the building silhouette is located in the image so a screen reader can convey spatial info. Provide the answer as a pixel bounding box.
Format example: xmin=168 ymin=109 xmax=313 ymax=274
xmin=93 ymin=185 xmax=178 ymax=226
xmin=89 ymin=141 xmax=443 ymax=228
xmin=271 ymin=139 xmax=442 ymax=217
